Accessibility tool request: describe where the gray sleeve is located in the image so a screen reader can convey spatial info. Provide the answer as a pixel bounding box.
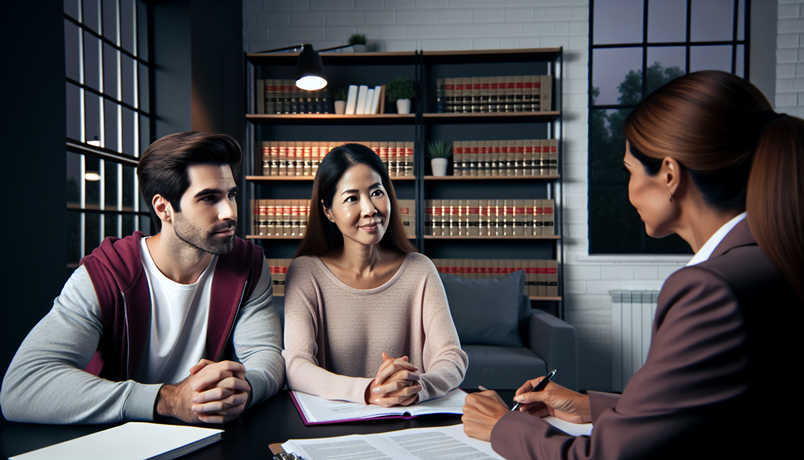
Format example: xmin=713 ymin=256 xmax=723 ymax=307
xmin=233 ymin=258 xmax=285 ymax=407
xmin=0 ymin=266 xmax=161 ymax=424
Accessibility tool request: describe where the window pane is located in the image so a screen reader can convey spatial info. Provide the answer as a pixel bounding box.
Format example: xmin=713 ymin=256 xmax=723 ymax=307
xmin=85 ymin=212 xmax=101 ymax=254
xmin=737 ymin=0 xmax=745 ymax=40
xmin=67 ymin=212 xmax=82 ymax=264
xmin=102 ymin=0 xmax=118 ymax=43
xmin=103 ymin=43 xmax=119 ymax=99
xmin=121 ymin=0 xmax=136 ymax=54
xmin=589 ymin=108 xmax=631 ymax=183
xmin=690 ymin=0 xmax=733 ymax=42
xmin=86 ymin=156 xmax=101 ymax=209
xmin=690 ymin=45 xmax=732 ymax=73
xmin=137 ymin=0 xmax=149 ymax=61
xmin=64 ymin=0 xmax=80 ymax=20
xmin=646 ymin=47 xmax=686 ymax=96
xmin=593 ymin=0 xmax=644 ymax=45
xmin=105 ymin=99 xmax=119 ymax=151
xmin=85 ymin=91 xmax=102 ymax=143
xmin=104 ymin=213 xmax=119 ymax=238
xmin=66 ymin=82 xmax=82 ymax=140
xmin=735 ymin=44 xmax=744 ymax=77
xmin=140 ymin=214 xmax=152 ymax=235
xmin=138 ymin=62 xmax=149 ymax=112
xmin=122 ymin=106 xmax=136 ymax=155
xmin=647 ymin=0 xmax=686 ymax=42
xmin=122 ymin=164 xmax=135 ymax=210
xmin=645 ymin=232 xmax=692 ymax=254
xmin=83 ymin=0 xmax=100 ymax=33
xmin=122 ymin=213 xmax=135 ymax=237
xmin=83 ymin=32 xmax=101 ymax=91
xmin=122 ymin=54 xmax=135 ymax=106
xmin=139 ymin=113 xmax=150 ymax=156
xmin=65 ymin=20 xmax=82 ymax=82
xmin=66 ymin=152 xmax=82 ymax=207
xmin=105 ymin=160 xmax=119 ymax=210
xmin=592 ymin=47 xmax=643 ymax=106
xmin=588 ymin=184 xmax=643 ymax=254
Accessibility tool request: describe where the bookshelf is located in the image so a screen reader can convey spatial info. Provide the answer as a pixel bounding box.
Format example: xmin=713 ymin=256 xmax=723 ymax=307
xmin=244 ymin=48 xmax=564 ymax=317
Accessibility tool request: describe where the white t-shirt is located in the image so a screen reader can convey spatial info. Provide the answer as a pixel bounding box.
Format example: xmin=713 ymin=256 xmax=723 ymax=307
xmin=134 ymin=237 xmax=217 ymax=384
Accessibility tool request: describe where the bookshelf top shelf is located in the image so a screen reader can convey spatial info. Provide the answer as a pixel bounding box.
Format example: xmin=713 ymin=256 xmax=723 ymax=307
xmin=423 ymin=175 xmax=560 ymax=181
xmin=246 ymin=175 xmax=416 ymax=182
xmin=246 ymin=114 xmax=416 ymax=125
xmin=422 ymin=112 xmax=560 ymax=124
xmin=246 ymin=51 xmax=417 ymax=66
xmin=424 ymin=235 xmax=560 ymax=240
xmin=421 ymin=47 xmax=562 ymax=64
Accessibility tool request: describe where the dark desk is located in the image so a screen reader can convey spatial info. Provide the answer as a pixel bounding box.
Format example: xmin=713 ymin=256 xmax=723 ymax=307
xmin=1 ymin=390 xmax=485 ymax=459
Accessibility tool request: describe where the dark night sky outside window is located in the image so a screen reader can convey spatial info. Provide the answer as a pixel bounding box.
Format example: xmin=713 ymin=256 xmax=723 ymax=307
xmin=588 ymin=0 xmax=749 ymax=254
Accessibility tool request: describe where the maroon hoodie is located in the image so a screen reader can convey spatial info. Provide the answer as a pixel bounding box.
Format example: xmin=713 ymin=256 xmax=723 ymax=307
xmin=79 ymin=231 xmax=264 ymax=381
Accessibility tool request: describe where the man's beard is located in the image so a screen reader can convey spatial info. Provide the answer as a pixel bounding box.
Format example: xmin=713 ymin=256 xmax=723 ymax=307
xmin=173 ymin=213 xmax=237 ymax=256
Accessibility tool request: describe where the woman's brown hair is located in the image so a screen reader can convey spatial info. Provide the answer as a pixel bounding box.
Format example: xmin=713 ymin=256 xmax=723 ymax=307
xmin=295 ymin=143 xmax=417 ymax=258
xmin=623 ymin=71 xmax=803 ymax=300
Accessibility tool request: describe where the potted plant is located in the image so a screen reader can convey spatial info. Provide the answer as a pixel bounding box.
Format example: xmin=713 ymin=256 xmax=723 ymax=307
xmin=348 ymin=33 xmax=367 ymax=53
xmin=427 ymin=140 xmax=452 ymax=176
xmin=387 ymin=77 xmax=414 ymax=114
xmin=332 ymin=87 xmax=347 ymax=114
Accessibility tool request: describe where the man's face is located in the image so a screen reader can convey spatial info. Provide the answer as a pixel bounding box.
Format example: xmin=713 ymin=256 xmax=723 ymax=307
xmin=172 ymin=164 xmax=238 ymax=255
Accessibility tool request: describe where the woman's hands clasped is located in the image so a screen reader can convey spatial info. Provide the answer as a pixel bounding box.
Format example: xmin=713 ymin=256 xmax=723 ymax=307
xmin=365 ymin=352 xmax=422 ymax=407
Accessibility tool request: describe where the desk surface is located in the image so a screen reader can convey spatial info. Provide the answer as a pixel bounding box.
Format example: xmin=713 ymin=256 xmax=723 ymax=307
xmin=0 ymin=390 xmax=486 ymax=459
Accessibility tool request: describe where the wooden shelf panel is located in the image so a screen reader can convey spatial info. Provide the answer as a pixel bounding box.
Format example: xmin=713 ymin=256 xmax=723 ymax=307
xmin=246 ymin=114 xmax=415 ymax=125
xmin=421 ymin=47 xmax=562 ymax=64
xmin=422 ymin=112 xmax=560 ymax=124
xmin=246 ymin=235 xmax=303 ymax=240
xmin=423 ymin=175 xmax=559 ymax=181
xmin=530 ymin=296 xmax=562 ymax=301
xmin=424 ymin=235 xmax=560 ymax=240
xmin=246 ymin=175 xmax=416 ymax=181
xmin=246 ymin=51 xmax=417 ymax=66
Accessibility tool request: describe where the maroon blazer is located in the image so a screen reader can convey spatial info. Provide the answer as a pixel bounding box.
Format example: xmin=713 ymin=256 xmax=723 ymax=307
xmin=491 ymin=220 xmax=800 ymax=459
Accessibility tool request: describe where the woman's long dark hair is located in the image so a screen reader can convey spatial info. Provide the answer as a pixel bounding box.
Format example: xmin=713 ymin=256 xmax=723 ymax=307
xmin=623 ymin=71 xmax=804 ymax=300
xmin=295 ymin=143 xmax=417 ymax=258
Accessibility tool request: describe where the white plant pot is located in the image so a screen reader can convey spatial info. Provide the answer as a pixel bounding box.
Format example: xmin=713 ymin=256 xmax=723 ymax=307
xmin=396 ymin=98 xmax=411 ymax=114
xmin=431 ymin=158 xmax=448 ymax=176
xmin=351 ymin=44 xmax=367 ymax=53
xmin=334 ymin=100 xmax=346 ymax=114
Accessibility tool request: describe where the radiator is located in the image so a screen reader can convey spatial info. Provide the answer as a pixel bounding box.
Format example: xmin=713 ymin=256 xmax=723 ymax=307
xmin=610 ymin=290 xmax=659 ymax=392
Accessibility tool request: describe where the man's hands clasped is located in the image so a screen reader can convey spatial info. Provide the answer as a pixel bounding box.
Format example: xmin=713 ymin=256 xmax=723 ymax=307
xmin=156 ymin=359 xmax=251 ymax=424
xmin=365 ymin=352 xmax=422 ymax=407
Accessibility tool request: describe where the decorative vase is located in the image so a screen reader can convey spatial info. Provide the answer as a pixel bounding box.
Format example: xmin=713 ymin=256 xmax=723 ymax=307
xmin=396 ymin=98 xmax=411 ymax=114
xmin=431 ymin=158 xmax=448 ymax=176
xmin=351 ymin=44 xmax=367 ymax=53
xmin=334 ymin=100 xmax=346 ymax=114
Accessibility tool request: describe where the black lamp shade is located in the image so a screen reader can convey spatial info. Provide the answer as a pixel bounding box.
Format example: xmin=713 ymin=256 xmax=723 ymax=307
xmin=296 ymin=44 xmax=327 ymax=91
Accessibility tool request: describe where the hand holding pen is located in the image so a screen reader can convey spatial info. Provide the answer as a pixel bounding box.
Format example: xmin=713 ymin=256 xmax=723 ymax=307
xmin=511 ymin=369 xmax=556 ymax=411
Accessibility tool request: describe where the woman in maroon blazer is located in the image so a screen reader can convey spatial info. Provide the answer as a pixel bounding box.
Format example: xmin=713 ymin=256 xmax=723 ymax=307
xmin=462 ymin=71 xmax=804 ymax=459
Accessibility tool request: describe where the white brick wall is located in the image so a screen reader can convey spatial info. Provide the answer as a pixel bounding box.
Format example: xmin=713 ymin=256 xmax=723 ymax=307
xmin=777 ymin=0 xmax=804 ymax=117
xmin=242 ymin=1 xmax=783 ymax=392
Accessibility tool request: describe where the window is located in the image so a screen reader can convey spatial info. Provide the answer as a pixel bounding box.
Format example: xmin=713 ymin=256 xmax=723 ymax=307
xmin=588 ymin=0 xmax=748 ymax=254
xmin=64 ymin=0 xmax=153 ymax=267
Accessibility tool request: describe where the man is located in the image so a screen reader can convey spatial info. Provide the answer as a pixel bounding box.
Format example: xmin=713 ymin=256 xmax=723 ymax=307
xmin=1 ymin=132 xmax=284 ymax=424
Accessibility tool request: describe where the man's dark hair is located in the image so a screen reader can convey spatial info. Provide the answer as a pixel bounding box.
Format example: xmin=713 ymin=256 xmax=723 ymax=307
xmin=137 ymin=132 xmax=242 ymax=232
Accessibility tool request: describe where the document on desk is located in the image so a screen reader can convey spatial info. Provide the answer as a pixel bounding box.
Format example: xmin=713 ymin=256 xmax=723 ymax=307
xmin=290 ymin=388 xmax=466 ymax=425
xmin=282 ymin=424 xmax=504 ymax=459
xmin=10 ymin=422 xmax=223 ymax=460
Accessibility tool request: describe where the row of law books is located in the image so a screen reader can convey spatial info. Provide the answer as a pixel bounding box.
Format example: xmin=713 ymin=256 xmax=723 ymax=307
xmin=425 ymin=199 xmax=555 ymax=237
xmin=436 ymin=76 xmax=552 ymax=113
xmin=433 ymin=259 xmax=559 ymax=297
xmin=451 ymin=139 xmax=558 ymax=177
xmin=251 ymin=199 xmax=417 ymax=238
xmin=258 ymin=141 xmax=415 ymax=177
xmin=267 ymin=259 xmax=291 ymax=295
xmin=255 ymin=79 xmax=331 ymax=114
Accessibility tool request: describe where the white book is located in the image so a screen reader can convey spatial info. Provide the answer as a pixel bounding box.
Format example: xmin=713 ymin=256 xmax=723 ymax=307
xmin=371 ymin=85 xmax=383 ymax=114
xmin=364 ymin=88 xmax=375 ymax=114
xmin=355 ymin=85 xmax=369 ymax=115
xmin=10 ymin=422 xmax=223 ymax=460
xmin=345 ymin=85 xmax=358 ymax=115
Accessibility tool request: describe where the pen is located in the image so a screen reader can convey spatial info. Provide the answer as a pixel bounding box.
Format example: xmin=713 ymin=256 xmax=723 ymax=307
xmin=511 ymin=369 xmax=556 ymax=412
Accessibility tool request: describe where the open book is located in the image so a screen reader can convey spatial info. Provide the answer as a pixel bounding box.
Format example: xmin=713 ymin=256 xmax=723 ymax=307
xmin=290 ymin=388 xmax=466 ymax=425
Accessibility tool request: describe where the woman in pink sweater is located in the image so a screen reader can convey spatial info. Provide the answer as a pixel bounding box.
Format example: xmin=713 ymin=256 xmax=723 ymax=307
xmin=282 ymin=143 xmax=468 ymax=406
